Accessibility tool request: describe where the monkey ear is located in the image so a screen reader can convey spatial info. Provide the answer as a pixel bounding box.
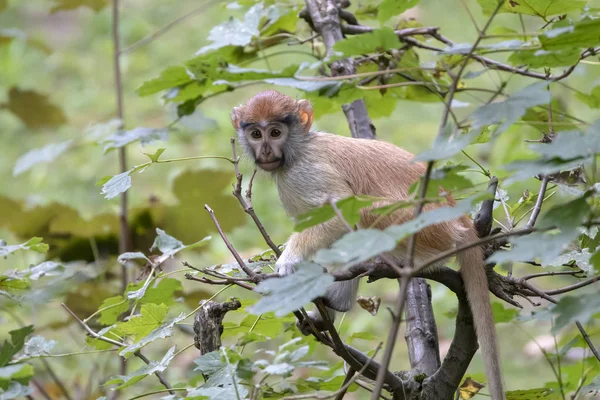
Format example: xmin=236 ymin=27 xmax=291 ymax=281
xmin=231 ymin=107 xmax=241 ymax=130
xmin=297 ymin=99 xmax=314 ymax=132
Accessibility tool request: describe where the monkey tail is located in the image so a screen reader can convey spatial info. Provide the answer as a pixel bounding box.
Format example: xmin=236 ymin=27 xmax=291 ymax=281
xmin=456 ymin=241 xmax=505 ymax=400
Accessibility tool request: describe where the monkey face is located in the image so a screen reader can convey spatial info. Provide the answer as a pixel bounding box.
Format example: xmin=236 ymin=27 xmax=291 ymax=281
xmin=242 ymin=122 xmax=289 ymax=171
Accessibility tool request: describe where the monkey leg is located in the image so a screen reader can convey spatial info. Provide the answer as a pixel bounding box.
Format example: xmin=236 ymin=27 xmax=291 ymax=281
xmin=297 ymin=279 xmax=359 ymax=336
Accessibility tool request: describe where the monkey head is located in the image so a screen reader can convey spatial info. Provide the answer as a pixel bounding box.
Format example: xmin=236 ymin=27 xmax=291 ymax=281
xmin=231 ymin=90 xmax=314 ymax=171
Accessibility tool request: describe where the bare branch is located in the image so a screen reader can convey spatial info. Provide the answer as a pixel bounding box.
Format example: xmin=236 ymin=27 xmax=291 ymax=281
xmin=61 ymin=304 xmax=175 ymax=394
xmin=205 ymin=204 xmax=256 ymax=278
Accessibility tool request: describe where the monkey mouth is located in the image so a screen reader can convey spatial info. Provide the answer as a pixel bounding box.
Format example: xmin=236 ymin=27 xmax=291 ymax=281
xmin=257 ymin=158 xmax=283 ymax=171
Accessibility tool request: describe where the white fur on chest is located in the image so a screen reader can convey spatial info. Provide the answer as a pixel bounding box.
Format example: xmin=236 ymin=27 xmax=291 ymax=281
xmin=275 ymin=161 xmax=341 ymax=218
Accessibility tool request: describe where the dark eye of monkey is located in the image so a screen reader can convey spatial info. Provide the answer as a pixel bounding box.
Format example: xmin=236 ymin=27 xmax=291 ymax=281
xmin=250 ymin=130 xmax=262 ymax=139
xmin=271 ymin=129 xmax=282 ymax=138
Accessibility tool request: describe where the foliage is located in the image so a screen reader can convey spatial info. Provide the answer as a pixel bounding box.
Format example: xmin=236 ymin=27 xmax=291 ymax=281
xmin=2 ymin=0 xmax=600 ymax=399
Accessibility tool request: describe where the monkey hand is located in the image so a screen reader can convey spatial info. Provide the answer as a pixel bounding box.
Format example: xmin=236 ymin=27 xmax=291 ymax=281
xmin=275 ymin=251 xmax=303 ymax=277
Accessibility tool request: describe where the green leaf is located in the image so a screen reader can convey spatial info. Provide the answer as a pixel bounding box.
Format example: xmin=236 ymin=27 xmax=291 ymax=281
xmin=347 ymin=331 xmax=377 ymax=344
xmin=106 ymin=346 xmax=176 ymax=389
xmin=263 ymin=77 xmax=341 ymax=92
xmin=529 ymin=122 xmax=600 ymax=160
xmin=197 ymin=4 xmax=263 ymax=52
xmin=193 ymin=351 xmax=224 ymax=375
xmin=223 ymin=314 xmax=284 ymax=338
xmin=477 ymin=0 xmax=585 ymax=18
xmin=0 ymin=238 xmax=48 ymax=257
xmin=4 ymin=87 xmax=67 ymax=129
xmin=13 ymin=140 xmax=73 ymax=176
xmin=378 ymin=0 xmax=420 ymax=22
xmin=505 ymin=157 xmax=585 ymax=182
xmin=249 ymin=262 xmax=334 ymax=317
xmin=541 ymin=18 xmax=600 ymax=50
xmin=411 ymin=164 xmax=474 ymax=198
xmin=119 ymin=304 xmax=168 ymax=341
xmin=0 ymin=326 xmax=34 ymax=367
xmin=211 ymin=64 xmax=299 ymax=83
xmin=384 ymin=198 xmax=478 ymax=243
xmin=119 ymin=312 xmax=186 ymax=357
xmin=470 ymin=82 xmax=551 ymax=135
xmin=50 ymin=0 xmax=107 ymax=13
xmin=100 ymin=169 xmax=133 ymax=200
xmin=22 ymin=336 xmax=57 ymax=358
xmin=294 ymin=196 xmax=376 ymax=232
xmin=505 ymin=388 xmax=561 ymax=399
xmin=102 ymin=127 xmax=168 ymax=153
xmin=543 ymin=248 xmax=593 ymax=272
xmin=315 ymin=229 xmax=397 ymax=267
xmin=508 ymin=48 xmax=581 ymax=68
xmin=136 ymin=66 xmax=193 ymax=96
xmin=139 ymin=278 xmax=183 ymax=306
xmin=491 ymin=195 xmax=591 ymax=265
xmin=550 ymin=292 xmax=600 ymax=332
xmin=492 ymin=302 xmax=519 ymax=323
xmin=333 ymin=27 xmax=400 ymax=58
xmin=576 ymin=86 xmax=600 ymax=109
xmin=97 ymin=296 xmax=129 ymax=326
xmin=143 ymin=148 xmax=166 ymax=163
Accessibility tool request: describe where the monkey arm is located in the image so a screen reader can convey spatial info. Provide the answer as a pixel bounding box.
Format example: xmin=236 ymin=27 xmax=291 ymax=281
xmin=275 ymin=217 xmax=350 ymax=275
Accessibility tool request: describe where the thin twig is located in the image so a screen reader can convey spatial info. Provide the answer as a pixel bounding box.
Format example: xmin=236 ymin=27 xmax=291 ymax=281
xmin=520 ymin=283 xmax=600 ymax=362
xmin=544 ymin=275 xmax=600 ymax=295
xmin=523 ymin=270 xmax=584 ymax=281
xmin=526 ymin=175 xmax=551 ymax=229
xmin=205 ymin=204 xmax=256 ymax=277
xmin=61 ymin=304 xmax=175 ymax=394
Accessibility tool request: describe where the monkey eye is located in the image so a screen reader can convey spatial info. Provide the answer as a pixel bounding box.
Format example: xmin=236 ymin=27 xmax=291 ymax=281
xmin=250 ymin=130 xmax=262 ymax=139
xmin=270 ymin=129 xmax=282 ymax=138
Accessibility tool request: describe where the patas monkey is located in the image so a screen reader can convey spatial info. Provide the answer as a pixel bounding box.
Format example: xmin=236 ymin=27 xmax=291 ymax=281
xmin=231 ymin=90 xmax=505 ymax=400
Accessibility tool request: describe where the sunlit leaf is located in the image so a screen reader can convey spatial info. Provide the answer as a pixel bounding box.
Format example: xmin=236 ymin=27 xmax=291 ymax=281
xmin=459 ymin=376 xmax=484 ymax=399
xmin=13 ymin=140 xmax=73 ymax=176
xmin=26 ymin=261 xmax=63 ymax=280
xmin=249 ymin=262 xmax=333 ymax=317
xmin=0 ymin=364 xmax=33 ymax=384
xmin=3 ymin=88 xmax=67 ymax=129
xmin=581 ymin=374 xmax=600 ymax=396
xmin=106 ymin=346 xmax=176 ymax=389
xmin=143 ymin=148 xmax=166 ymax=163
xmin=529 ymin=122 xmax=600 ymax=160
xmin=193 ymin=351 xmax=224 ymax=375
xmin=197 ymin=3 xmax=264 ymax=52
xmin=117 ymin=252 xmax=150 ymax=265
